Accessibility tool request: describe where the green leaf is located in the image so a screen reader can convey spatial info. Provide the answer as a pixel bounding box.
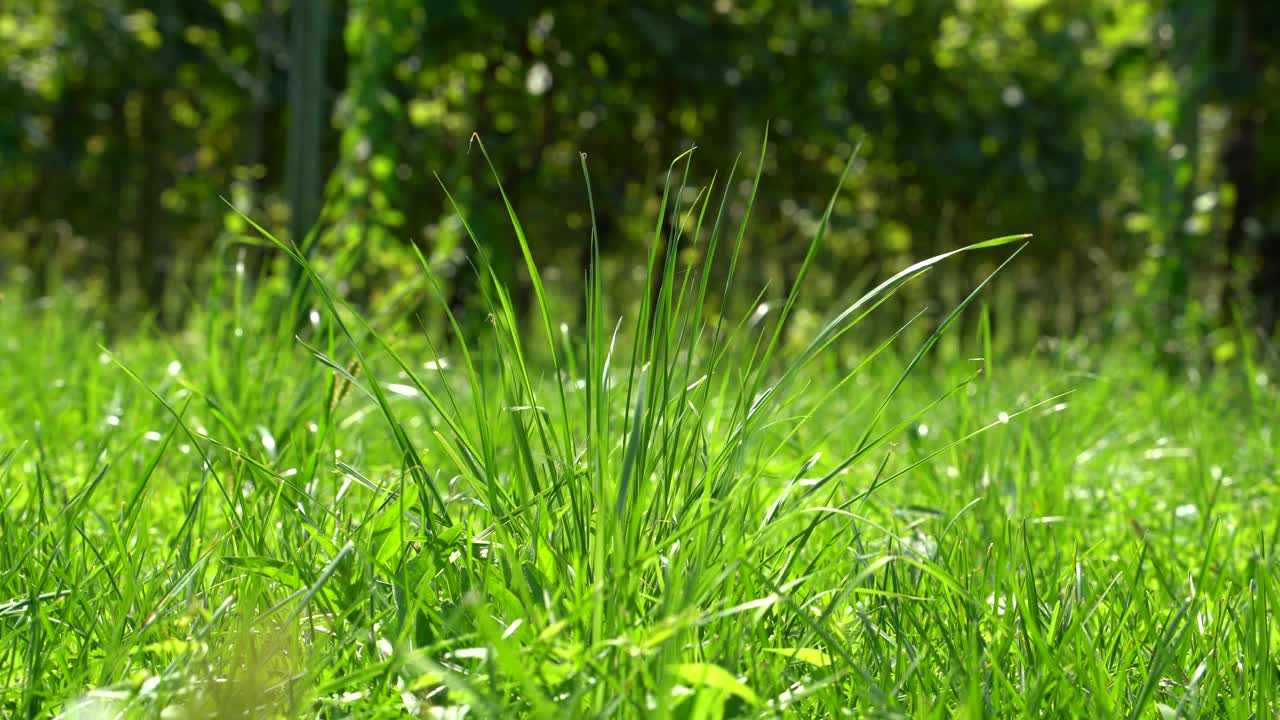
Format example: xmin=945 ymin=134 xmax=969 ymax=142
xmin=763 ymin=647 xmax=834 ymax=667
xmin=668 ymin=664 xmax=760 ymax=706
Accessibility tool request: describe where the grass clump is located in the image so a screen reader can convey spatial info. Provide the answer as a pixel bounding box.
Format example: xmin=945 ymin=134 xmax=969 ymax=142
xmin=1 ymin=142 xmax=1277 ymax=719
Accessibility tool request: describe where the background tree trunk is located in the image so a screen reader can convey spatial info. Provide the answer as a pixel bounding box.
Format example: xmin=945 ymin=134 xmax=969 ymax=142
xmin=286 ymin=0 xmax=331 ymax=251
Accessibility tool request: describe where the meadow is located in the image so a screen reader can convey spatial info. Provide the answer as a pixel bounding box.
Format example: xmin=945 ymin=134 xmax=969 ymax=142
xmin=1 ymin=151 xmax=1277 ymax=719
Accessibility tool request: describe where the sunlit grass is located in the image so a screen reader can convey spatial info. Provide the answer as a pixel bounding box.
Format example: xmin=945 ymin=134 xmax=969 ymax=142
xmin=0 ymin=143 xmax=1277 ymax=719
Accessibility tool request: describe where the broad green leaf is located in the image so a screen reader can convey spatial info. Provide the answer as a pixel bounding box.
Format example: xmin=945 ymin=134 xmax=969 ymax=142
xmin=668 ymin=663 xmax=760 ymax=706
xmin=763 ymin=647 xmax=834 ymax=668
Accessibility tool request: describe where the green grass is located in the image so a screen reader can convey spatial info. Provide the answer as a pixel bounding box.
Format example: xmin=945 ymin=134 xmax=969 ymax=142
xmin=1 ymin=147 xmax=1278 ymax=719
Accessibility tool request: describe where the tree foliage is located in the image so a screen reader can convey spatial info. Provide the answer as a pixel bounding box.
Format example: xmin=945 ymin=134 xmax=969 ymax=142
xmin=1 ymin=0 xmax=1276 ymax=331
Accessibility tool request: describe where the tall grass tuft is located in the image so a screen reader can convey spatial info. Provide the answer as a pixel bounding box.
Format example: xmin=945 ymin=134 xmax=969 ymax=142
xmin=0 ymin=138 xmax=1275 ymax=719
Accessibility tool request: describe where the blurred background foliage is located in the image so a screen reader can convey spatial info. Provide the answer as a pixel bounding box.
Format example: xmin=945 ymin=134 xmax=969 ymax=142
xmin=2 ymin=0 xmax=1278 ymax=345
